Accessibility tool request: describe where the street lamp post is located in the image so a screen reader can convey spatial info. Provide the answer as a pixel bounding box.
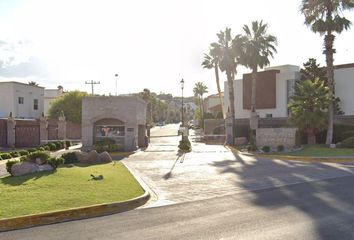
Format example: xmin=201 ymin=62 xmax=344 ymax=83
xmin=180 ymin=78 xmax=184 ymax=127
xmin=115 ymin=73 xmax=119 ymax=96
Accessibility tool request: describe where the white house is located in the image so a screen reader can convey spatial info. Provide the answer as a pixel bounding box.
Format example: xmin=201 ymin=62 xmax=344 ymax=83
xmin=44 ymin=86 xmax=65 ymax=116
xmin=224 ymin=63 xmax=354 ymax=120
xmin=0 ymin=81 xmax=44 ymax=119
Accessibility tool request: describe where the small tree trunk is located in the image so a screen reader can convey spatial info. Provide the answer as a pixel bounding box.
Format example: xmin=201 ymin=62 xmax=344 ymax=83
xmin=307 ymin=128 xmax=316 ymax=145
xmin=250 ymin=67 xmax=258 ymax=130
xmin=227 ymin=70 xmax=236 ymax=140
xmin=214 ymin=63 xmax=225 ymax=119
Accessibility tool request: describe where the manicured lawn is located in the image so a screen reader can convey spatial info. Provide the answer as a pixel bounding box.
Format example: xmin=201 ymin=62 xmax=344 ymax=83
xmin=273 ymin=145 xmax=354 ymax=157
xmin=0 ymin=162 xmax=144 ymax=219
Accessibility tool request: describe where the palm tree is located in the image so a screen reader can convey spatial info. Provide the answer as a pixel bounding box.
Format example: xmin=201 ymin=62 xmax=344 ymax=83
xmin=301 ymin=0 xmax=354 ymax=144
xmin=237 ymin=21 xmax=277 ymax=131
xmin=28 ymin=81 xmax=39 ymax=86
xmin=193 ymin=82 xmax=208 ymax=127
xmin=289 ymin=79 xmax=330 ymax=144
xmin=202 ymin=44 xmax=225 ymax=118
xmin=212 ymin=28 xmax=239 ymax=143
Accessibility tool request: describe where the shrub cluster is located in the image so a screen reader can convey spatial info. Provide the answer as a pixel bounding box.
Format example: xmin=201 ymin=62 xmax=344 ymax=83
xmin=61 ymin=152 xmax=79 ymax=164
xmin=178 ymin=139 xmax=191 ymax=152
xmin=0 ymin=153 xmax=12 ymax=160
xmin=262 ymin=146 xmax=271 ymax=153
xmin=21 ymin=151 xmax=50 ymax=163
xmin=93 ymin=138 xmax=123 ymax=153
xmin=340 ymin=137 xmax=354 ymax=148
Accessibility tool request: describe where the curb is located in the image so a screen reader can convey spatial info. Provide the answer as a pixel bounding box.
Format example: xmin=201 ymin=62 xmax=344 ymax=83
xmin=227 ymin=146 xmax=354 ymax=163
xmin=0 ymin=168 xmax=150 ymax=232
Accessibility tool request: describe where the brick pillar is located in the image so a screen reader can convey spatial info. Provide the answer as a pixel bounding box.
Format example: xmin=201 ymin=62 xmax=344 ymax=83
xmin=40 ymin=116 xmax=48 ymax=145
xmin=6 ymin=117 xmax=16 ymax=148
xmin=225 ymin=112 xmax=234 ymax=145
xmin=58 ymin=116 xmax=66 ymax=140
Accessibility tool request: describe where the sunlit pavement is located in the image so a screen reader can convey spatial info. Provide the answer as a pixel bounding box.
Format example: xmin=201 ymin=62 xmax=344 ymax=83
xmin=124 ymin=124 xmax=354 ymax=206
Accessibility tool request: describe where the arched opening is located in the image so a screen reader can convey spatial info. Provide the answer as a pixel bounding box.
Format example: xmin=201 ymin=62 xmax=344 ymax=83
xmin=94 ymin=118 xmax=125 ymax=145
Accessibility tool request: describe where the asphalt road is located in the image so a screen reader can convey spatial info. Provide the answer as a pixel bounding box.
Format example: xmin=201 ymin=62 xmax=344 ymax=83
xmin=2 ymin=175 xmax=354 ymax=240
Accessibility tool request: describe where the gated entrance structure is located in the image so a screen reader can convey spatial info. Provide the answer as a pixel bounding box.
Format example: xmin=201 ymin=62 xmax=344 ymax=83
xmin=15 ymin=120 xmax=40 ymax=147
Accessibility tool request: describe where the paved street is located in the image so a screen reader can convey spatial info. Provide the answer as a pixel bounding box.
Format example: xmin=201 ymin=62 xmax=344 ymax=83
xmin=2 ymin=175 xmax=354 ymax=240
xmin=125 ymin=124 xmax=354 ymax=205
xmin=2 ymin=124 xmax=354 ymax=239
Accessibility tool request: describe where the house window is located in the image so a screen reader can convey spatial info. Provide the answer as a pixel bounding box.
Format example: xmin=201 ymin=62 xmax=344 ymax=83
xmin=33 ymin=99 xmax=38 ymax=110
xmin=18 ymin=97 xmax=24 ymax=104
xmin=266 ymin=114 xmax=273 ymax=118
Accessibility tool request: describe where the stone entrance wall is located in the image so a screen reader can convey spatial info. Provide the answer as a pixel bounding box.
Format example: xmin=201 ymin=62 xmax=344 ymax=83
xmin=256 ymin=128 xmax=297 ymax=148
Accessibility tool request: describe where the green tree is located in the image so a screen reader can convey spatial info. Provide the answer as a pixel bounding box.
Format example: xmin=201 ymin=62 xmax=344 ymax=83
xmin=289 ymin=79 xmax=330 ymax=144
xmin=237 ymin=20 xmax=277 ymax=131
xmin=48 ymin=91 xmax=88 ymax=123
xmin=300 ymin=58 xmax=344 ymax=115
xmin=202 ymin=44 xmax=225 ymax=118
xmin=28 ymin=81 xmax=39 ymax=86
xmin=193 ymin=82 xmax=208 ymax=127
xmin=301 ymin=0 xmax=354 ymax=144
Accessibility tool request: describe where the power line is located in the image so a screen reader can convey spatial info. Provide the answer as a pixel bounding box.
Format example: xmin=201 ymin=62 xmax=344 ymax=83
xmin=85 ymin=80 xmax=100 ymax=95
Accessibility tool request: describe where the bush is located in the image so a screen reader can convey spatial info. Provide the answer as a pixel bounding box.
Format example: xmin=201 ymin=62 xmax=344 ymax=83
xmin=6 ymin=160 xmax=20 ymax=175
xmin=47 ymin=157 xmax=65 ymax=169
xmin=341 ymin=137 xmax=354 ymax=148
xmin=54 ymin=142 xmax=62 ymax=150
xmin=48 ymin=143 xmax=57 ymax=151
xmin=277 ymin=145 xmax=285 ymax=152
xmin=19 ymin=150 xmax=29 ymax=156
xmin=342 ymin=131 xmax=354 ymax=141
xmin=27 ymin=148 xmax=37 ymax=153
xmin=61 ymin=152 xmax=78 ymax=164
xmin=43 ymin=145 xmax=51 ymax=151
xmin=0 ymin=153 xmax=12 ymax=160
xmin=25 ymin=151 xmax=50 ymax=164
xmin=262 ymin=146 xmax=271 ymax=153
xmin=178 ymin=139 xmax=191 ymax=152
xmin=0 ymin=155 xmax=2 ymax=160
xmin=10 ymin=152 xmax=20 ymax=158
xmin=247 ymin=144 xmax=258 ymax=152
xmin=65 ymin=141 xmax=71 ymax=148
xmin=37 ymin=147 xmax=45 ymax=151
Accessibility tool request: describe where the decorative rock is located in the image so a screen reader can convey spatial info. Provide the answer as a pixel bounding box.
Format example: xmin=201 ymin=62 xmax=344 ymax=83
xmin=98 ymin=151 xmax=112 ymax=163
xmin=37 ymin=164 xmax=54 ymax=172
xmin=11 ymin=162 xmax=38 ymax=177
xmin=85 ymin=150 xmax=99 ymax=164
xmin=35 ymin=157 xmax=45 ymax=165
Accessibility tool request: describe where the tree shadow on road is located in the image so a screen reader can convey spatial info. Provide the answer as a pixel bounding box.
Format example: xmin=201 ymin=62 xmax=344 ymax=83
xmin=210 ymin=152 xmax=354 ymax=239
xmin=163 ymin=152 xmax=186 ymax=180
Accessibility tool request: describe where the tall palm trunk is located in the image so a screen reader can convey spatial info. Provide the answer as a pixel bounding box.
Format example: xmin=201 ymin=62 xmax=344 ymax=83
xmin=325 ymin=12 xmax=335 ymax=145
xmin=214 ymin=62 xmax=225 ymax=118
xmin=227 ymin=69 xmax=236 ymax=140
xmin=250 ymin=66 xmax=258 ymax=130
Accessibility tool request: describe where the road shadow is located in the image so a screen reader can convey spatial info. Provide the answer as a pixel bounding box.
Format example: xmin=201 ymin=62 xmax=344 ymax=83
xmin=163 ymin=152 xmax=186 ymax=180
xmin=210 ymin=152 xmax=354 ymax=239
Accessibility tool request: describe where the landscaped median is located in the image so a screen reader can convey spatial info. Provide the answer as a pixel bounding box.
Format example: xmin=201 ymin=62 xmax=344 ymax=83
xmin=229 ymin=145 xmax=354 ymax=163
xmin=0 ymin=162 xmax=149 ymax=232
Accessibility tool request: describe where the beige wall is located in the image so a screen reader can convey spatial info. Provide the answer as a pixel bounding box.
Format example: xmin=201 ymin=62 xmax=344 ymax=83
xmin=335 ymin=67 xmax=354 ymax=116
xmin=82 ymin=96 xmax=147 ymax=151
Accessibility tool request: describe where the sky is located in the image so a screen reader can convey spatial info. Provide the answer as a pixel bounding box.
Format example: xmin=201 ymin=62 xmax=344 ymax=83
xmin=0 ymin=0 xmax=354 ymax=97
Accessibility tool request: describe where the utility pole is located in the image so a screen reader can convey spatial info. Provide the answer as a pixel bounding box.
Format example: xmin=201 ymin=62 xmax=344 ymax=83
xmin=115 ymin=73 xmax=118 ymax=96
xmin=85 ymin=80 xmax=100 ymax=95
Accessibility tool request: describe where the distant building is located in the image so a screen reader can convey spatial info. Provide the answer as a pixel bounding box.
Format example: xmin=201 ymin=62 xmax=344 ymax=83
xmin=44 ymin=86 xmax=65 ymax=116
xmin=224 ymin=63 xmax=354 ymax=121
xmin=204 ymin=92 xmax=223 ymax=116
xmin=0 ymin=81 xmax=44 ymax=119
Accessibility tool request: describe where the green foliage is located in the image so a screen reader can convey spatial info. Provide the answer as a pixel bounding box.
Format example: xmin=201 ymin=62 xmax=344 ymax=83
xmin=19 ymin=150 xmax=29 ymax=156
xmin=27 ymin=148 xmax=37 ymax=153
xmin=10 ymin=152 xmax=20 ymax=158
xmin=277 ymin=145 xmax=285 ymax=152
xmin=0 ymin=153 xmax=12 ymax=160
xmin=37 ymin=147 xmax=45 ymax=152
xmin=138 ymin=88 xmax=168 ymax=125
xmin=47 ymin=157 xmax=65 ymax=169
xmin=93 ymin=138 xmax=123 ymax=153
xmin=341 ymin=137 xmax=354 ymax=148
xmin=343 ymin=131 xmax=354 ymax=141
xmin=65 ymin=141 xmax=71 ymax=148
xmin=6 ymin=160 xmax=20 ymax=175
xmin=0 ymin=155 xmax=2 ymax=160
xmin=288 ymin=79 xmax=330 ymax=132
xmin=61 ymin=152 xmax=78 ymax=164
xmin=48 ymin=90 xmax=88 ymax=123
xmin=43 ymin=145 xmax=51 ymax=151
xmin=262 ymin=146 xmax=271 ymax=153
xmin=247 ymin=144 xmax=258 ymax=152
xmin=54 ymin=141 xmax=63 ymax=150
xmin=178 ymin=139 xmax=192 ymax=152
xmin=48 ymin=143 xmax=57 ymax=151
xmin=23 ymin=151 xmax=50 ymax=164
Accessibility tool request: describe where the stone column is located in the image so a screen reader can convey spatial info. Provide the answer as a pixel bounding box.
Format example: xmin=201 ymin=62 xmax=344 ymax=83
xmin=225 ymin=112 xmax=234 ymax=145
xmin=6 ymin=117 xmax=16 ymax=148
xmin=250 ymin=112 xmax=259 ymax=130
xmin=39 ymin=116 xmax=48 ymax=145
xmin=58 ymin=116 xmax=66 ymax=140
